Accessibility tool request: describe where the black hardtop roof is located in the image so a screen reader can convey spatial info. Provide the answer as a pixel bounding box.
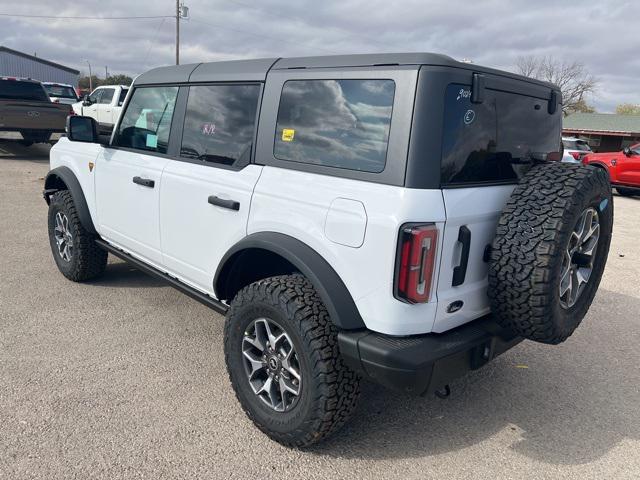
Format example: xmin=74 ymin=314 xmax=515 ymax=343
xmin=134 ymin=52 xmax=557 ymax=90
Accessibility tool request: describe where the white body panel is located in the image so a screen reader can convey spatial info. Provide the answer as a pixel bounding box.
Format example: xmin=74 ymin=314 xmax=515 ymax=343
xmin=433 ymin=186 xmax=515 ymax=333
xmin=249 ymin=167 xmax=446 ymax=336
xmin=159 ymin=161 xmax=263 ymax=293
xmin=94 ymin=148 xmax=169 ymax=265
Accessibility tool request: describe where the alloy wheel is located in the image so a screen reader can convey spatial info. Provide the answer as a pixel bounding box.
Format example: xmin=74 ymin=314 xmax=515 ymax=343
xmin=54 ymin=211 xmax=74 ymax=262
xmin=559 ymin=207 xmax=600 ymax=309
xmin=241 ymin=317 xmax=302 ymax=412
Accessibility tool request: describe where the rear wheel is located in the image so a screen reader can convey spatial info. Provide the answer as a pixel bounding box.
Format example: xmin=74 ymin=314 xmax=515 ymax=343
xmin=224 ymin=274 xmax=360 ymax=447
xmin=489 ymin=163 xmax=613 ymax=344
xmin=47 ymin=190 xmax=108 ymax=281
xmin=616 ymin=187 xmax=637 ymax=197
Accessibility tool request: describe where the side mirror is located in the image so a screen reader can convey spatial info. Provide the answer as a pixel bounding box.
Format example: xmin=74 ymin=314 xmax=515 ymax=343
xmin=623 ymin=147 xmax=632 ymax=156
xmin=82 ymin=95 xmax=92 ymax=106
xmin=66 ymin=115 xmax=99 ymax=143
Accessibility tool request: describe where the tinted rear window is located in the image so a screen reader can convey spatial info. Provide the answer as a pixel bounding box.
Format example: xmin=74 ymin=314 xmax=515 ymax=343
xmin=0 ymin=80 xmax=48 ymax=101
xmin=274 ymin=79 xmax=395 ymax=173
xmin=43 ymin=85 xmax=77 ymax=99
xmin=441 ymin=83 xmax=561 ymax=186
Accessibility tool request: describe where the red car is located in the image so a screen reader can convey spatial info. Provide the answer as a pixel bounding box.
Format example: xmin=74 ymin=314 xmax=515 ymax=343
xmin=583 ymin=143 xmax=640 ymax=197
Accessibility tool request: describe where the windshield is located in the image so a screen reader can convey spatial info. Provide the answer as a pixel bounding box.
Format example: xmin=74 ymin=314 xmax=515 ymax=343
xmin=43 ymin=84 xmax=78 ymax=100
xmin=563 ymin=139 xmax=592 ymax=151
xmin=0 ymin=80 xmax=49 ymax=101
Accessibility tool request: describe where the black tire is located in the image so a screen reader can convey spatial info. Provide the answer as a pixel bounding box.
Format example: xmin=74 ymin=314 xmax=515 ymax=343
xmin=489 ymin=163 xmax=613 ymax=344
xmin=224 ymin=274 xmax=360 ymax=447
xmin=616 ymin=187 xmax=637 ymax=197
xmin=21 ymin=130 xmax=51 ymax=144
xmin=47 ymin=190 xmax=108 ymax=282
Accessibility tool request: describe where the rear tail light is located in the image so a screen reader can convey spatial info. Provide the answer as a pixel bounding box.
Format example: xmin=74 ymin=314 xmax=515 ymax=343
xmin=395 ymin=224 xmax=438 ymax=304
xmin=68 ymin=106 xmax=75 ymax=116
xmin=570 ymin=151 xmax=582 ymax=161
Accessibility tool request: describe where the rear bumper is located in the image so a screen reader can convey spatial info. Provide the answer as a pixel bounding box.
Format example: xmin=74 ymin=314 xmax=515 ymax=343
xmin=338 ymin=315 xmax=522 ymax=395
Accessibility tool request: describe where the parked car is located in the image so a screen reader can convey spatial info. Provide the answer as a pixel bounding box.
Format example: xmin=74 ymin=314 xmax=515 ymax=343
xmin=561 ymin=136 xmax=592 ymax=163
xmin=71 ymin=85 xmax=129 ymax=133
xmin=43 ymin=53 xmax=612 ymax=447
xmin=42 ymin=82 xmax=79 ymax=105
xmin=583 ymin=143 xmax=640 ymax=196
xmin=0 ymin=77 xmax=70 ymax=145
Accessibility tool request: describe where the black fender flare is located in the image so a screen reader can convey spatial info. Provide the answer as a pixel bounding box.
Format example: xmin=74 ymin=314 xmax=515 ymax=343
xmin=43 ymin=166 xmax=97 ymax=235
xmin=214 ymin=232 xmax=366 ymax=330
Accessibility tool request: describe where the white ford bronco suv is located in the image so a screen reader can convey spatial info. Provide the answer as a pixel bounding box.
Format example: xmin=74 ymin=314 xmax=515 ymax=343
xmin=44 ymin=53 xmax=613 ymax=447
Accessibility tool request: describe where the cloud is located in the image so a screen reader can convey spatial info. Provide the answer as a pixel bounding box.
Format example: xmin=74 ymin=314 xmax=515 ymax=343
xmin=0 ymin=0 xmax=637 ymax=112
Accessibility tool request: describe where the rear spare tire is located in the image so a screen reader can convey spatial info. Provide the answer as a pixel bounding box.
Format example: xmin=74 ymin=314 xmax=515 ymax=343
xmin=488 ymin=163 xmax=613 ymax=344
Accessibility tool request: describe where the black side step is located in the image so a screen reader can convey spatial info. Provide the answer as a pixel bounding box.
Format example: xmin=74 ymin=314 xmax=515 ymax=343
xmin=95 ymin=239 xmax=229 ymax=315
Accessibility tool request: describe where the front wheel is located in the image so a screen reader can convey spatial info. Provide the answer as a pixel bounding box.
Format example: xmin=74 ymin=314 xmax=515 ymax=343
xmin=47 ymin=190 xmax=108 ymax=281
xmin=224 ymin=274 xmax=360 ymax=447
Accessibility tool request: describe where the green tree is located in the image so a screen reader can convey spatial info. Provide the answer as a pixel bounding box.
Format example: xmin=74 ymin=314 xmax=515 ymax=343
xmin=78 ymin=74 xmax=133 ymax=91
xmin=616 ymin=103 xmax=640 ymax=115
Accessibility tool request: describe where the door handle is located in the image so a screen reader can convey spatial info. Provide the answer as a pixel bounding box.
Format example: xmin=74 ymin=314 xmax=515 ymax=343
xmin=208 ymin=195 xmax=240 ymax=211
xmin=132 ymin=176 xmax=155 ymax=188
xmin=452 ymin=225 xmax=471 ymax=287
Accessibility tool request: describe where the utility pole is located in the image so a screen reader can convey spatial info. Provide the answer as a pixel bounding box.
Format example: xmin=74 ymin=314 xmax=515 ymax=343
xmin=175 ymin=2 xmax=189 ymax=65
xmin=176 ymin=0 xmax=180 ymax=65
xmin=84 ymin=59 xmax=93 ymax=92
xmin=105 ymin=66 xmax=108 ymax=79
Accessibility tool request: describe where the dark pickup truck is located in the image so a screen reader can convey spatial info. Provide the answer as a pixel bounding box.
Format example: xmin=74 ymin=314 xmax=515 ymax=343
xmin=0 ymin=77 xmax=69 ymax=145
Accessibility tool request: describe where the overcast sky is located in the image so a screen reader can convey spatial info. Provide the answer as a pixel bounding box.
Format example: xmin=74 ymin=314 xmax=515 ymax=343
xmin=1 ymin=0 xmax=637 ymax=112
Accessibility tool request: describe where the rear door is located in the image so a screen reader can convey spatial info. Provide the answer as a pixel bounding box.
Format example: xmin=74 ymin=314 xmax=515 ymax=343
xmin=434 ymin=82 xmax=561 ymax=332
xmin=159 ymin=83 xmax=263 ymax=293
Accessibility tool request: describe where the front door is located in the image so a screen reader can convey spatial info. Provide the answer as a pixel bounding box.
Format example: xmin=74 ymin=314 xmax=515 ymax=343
xmin=617 ymin=144 xmax=640 ymax=186
xmin=81 ymin=88 xmax=101 ymax=120
xmin=159 ymin=84 xmax=263 ymax=294
xmin=96 ymin=87 xmax=116 ymax=130
xmin=94 ymin=85 xmax=179 ymax=266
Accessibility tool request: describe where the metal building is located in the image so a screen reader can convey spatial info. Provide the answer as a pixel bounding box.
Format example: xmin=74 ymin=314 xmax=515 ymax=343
xmin=0 ymin=46 xmax=79 ymax=86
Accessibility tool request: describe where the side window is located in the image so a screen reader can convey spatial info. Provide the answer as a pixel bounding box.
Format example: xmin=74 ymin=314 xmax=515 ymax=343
xmin=88 ymin=89 xmax=102 ymax=104
xmin=274 ymin=79 xmax=395 ymax=173
xmin=180 ymin=84 xmax=261 ymax=166
xmin=118 ymin=88 xmax=128 ymax=106
xmin=99 ymin=88 xmax=115 ymax=104
xmin=113 ymin=86 xmax=178 ymax=154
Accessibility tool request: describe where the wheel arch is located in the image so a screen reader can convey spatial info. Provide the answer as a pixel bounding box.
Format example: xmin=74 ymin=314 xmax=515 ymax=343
xmin=214 ymin=232 xmax=366 ymax=330
xmin=44 ymin=166 xmax=97 ymax=235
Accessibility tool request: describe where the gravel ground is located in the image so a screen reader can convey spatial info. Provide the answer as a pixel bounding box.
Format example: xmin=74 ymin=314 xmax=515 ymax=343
xmin=1 ymin=139 xmax=639 ymax=479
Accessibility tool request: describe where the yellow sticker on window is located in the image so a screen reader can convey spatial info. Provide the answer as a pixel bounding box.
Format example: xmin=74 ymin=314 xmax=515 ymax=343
xmin=282 ymin=128 xmax=295 ymax=142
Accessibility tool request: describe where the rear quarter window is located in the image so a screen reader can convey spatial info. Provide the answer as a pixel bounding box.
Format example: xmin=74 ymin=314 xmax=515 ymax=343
xmin=274 ymin=79 xmax=395 ymax=173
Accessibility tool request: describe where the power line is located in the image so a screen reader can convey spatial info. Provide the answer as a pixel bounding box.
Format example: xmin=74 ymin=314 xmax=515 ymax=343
xmin=0 ymin=13 xmax=173 ymax=20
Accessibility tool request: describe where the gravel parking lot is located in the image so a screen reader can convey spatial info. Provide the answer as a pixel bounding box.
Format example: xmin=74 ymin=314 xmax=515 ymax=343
xmin=1 ymin=139 xmax=639 ymax=479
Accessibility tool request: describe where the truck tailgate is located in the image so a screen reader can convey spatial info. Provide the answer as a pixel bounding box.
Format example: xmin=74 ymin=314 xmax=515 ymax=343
xmin=0 ymin=100 xmax=68 ymax=131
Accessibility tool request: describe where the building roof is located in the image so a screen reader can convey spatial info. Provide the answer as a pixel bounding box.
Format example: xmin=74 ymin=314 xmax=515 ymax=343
xmin=134 ymin=53 xmax=557 ymax=90
xmin=563 ymin=113 xmax=640 ymax=136
xmin=0 ymin=46 xmax=80 ymax=75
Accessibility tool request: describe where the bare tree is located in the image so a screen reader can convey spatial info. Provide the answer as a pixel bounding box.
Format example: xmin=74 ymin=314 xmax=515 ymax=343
xmin=515 ymin=56 xmax=597 ymax=116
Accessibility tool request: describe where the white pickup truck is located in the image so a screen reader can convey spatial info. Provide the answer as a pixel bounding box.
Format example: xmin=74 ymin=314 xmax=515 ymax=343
xmin=72 ymin=85 xmax=129 ymax=133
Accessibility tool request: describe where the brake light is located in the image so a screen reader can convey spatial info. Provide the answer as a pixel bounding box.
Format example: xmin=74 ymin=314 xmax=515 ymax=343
xmin=570 ymin=151 xmax=582 ymax=161
xmin=68 ymin=105 xmax=75 ymax=116
xmin=395 ymin=224 xmax=438 ymax=303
